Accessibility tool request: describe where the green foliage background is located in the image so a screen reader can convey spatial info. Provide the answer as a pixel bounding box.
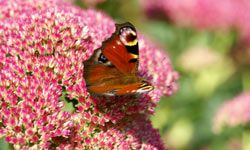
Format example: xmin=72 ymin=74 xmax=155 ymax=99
xmin=1 ymin=0 xmax=249 ymax=149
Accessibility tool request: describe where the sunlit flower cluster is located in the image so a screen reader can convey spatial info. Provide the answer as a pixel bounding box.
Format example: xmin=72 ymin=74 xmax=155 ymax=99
xmin=0 ymin=0 xmax=177 ymax=149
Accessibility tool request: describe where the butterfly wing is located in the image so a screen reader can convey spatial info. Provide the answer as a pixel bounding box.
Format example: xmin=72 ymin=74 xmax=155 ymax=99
xmin=83 ymin=22 xmax=153 ymax=96
xmin=102 ymin=22 xmax=139 ymax=74
xmin=88 ymin=81 xmax=153 ymax=95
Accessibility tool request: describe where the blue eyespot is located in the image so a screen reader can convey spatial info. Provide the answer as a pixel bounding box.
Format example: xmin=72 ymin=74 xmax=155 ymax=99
xmin=98 ymin=53 xmax=108 ymax=63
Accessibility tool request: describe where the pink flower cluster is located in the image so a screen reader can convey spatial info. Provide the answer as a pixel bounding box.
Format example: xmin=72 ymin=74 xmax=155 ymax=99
xmin=140 ymin=0 xmax=250 ymax=43
xmin=213 ymin=91 xmax=250 ymax=133
xmin=0 ymin=0 xmax=178 ymax=149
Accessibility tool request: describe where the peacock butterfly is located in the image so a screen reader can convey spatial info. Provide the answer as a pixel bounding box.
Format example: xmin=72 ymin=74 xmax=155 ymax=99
xmin=83 ymin=22 xmax=153 ymax=96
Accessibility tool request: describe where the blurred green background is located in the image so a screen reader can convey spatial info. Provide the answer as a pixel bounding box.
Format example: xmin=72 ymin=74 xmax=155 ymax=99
xmin=1 ymin=0 xmax=250 ymax=149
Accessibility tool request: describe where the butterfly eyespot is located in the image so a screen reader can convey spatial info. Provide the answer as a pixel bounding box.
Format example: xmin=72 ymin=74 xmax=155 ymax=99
xmin=97 ymin=53 xmax=113 ymax=66
xmin=98 ymin=53 xmax=108 ymax=63
xmin=119 ymin=27 xmax=138 ymax=46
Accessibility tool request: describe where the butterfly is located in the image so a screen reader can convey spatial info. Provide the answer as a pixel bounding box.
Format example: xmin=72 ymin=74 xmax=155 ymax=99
xmin=83 ymin=22 xmax=153 ymax=96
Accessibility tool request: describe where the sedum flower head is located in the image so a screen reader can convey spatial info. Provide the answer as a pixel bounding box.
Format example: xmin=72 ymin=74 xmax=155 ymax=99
xmin=0 ymin=0 xmax=178 ymax=149
xmin=213 ymin=91 xmax=250 ymax=133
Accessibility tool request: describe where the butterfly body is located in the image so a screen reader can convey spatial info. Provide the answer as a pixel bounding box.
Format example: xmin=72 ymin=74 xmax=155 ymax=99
xmin=84 ymin=22 xmax=153 ymax=96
